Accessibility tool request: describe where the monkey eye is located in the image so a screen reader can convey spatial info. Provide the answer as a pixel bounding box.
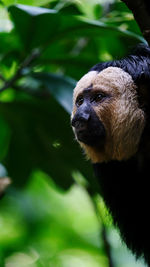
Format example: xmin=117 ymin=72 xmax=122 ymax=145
xmin=91 ymin=92 xmax=106 ymax=103
xmin=76 ymin=95 xmax=84 ymax=107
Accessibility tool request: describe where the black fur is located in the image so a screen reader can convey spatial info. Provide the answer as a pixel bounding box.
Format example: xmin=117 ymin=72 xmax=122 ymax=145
xmin=94 ymin=158 xmax=150 ymax=265
xmin=90 ymin=44 xmax=150 ymax=84
xmin=90 ymin=44 xmax=150 ymax=266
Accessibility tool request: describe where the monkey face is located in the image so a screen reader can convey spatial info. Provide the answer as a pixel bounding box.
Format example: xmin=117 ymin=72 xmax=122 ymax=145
xmin=71 ymin=85 xmax=106 ymax=147
xmin=71 ymin=67 xmax=145 ymax=163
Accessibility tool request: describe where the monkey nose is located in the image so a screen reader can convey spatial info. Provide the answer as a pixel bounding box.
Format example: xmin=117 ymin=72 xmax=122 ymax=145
xmin=71 ymin=112 xmax=90 ymax=128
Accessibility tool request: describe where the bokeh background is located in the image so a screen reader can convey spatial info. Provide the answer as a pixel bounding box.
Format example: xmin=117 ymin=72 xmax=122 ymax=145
xmin=0 ymin=0 xmax=147 ymax=266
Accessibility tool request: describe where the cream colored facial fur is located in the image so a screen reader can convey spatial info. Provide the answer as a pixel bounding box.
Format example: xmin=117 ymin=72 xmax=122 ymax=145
xmin=72 ymin=67 xmax=145 ymax=163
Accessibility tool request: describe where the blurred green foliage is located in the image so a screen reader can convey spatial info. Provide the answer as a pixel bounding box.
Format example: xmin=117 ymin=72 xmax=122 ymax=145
xmin=0 ymin=0 xmax=147 ymax=266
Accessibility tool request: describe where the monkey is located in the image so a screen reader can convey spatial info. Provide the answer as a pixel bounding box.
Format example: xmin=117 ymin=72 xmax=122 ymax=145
xmin=71 ymin=44 xmax=150 ymax=266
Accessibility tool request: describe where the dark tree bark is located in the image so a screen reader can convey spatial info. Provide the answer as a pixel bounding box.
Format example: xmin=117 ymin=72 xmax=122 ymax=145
xmin=121 ymin=0 xmax=150 ymax=45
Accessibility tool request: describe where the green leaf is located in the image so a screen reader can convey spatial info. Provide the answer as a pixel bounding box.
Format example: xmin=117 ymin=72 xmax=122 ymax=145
xmin=8 ymin=4 xmax=59 ymax=50
xmin=0 ymin=6 xmax=13 ymax=32
xmin=8 ymin=4 xmax=145 ymax=52
xmin=93 ymin=4 xmax=103 ymax=20
xmin=12 ymin=4 xmax=57 ymax=16
xmin=0 ymin=98 xmax=93 ymax=190
xmin=0 ymin=31 xmax=21 ymax=71
xmin=31 ymin=72 xmax=76 ymax=113
xmin=76 ymin=17 xmax=144 ymax=42
xmin=55 ymin=2 xmax=83 ymax=15
xmin=3 ymin=0 xmax=51 ymax=6
xmin=0 ymin=0 xmax=4 ymax=5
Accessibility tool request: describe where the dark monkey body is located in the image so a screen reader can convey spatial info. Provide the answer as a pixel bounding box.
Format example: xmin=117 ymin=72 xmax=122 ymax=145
xmin=71 ymin=45 xmax=150 ymax=265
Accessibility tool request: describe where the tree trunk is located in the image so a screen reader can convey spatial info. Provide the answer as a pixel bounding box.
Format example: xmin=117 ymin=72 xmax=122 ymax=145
xmin=121 ymin=0 xmax=150 ymax=44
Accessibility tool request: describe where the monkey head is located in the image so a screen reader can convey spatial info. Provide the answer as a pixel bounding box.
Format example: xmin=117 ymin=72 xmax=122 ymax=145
xmin=71 ymin=67 xmax=145 ymax=163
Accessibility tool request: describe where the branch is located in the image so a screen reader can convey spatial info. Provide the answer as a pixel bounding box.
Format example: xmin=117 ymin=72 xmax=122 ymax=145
xmin=121 ymin=0 xmax=150 ymax=44
xmin=0 ymin=48 xmax=41 ymax=93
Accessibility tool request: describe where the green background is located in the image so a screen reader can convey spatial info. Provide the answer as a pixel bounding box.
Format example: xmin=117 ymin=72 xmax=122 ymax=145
xmin=0 ymin=0 xmax=147 ymax=266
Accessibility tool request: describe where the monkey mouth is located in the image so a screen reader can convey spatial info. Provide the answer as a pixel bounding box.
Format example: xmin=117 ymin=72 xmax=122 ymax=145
xmin=76 ymin=128 xmax=90 ymax=143
xmin=75 ymin=127 xmax=105 ymax=147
